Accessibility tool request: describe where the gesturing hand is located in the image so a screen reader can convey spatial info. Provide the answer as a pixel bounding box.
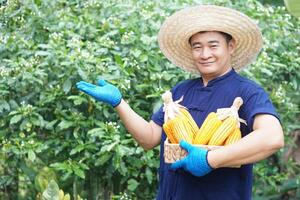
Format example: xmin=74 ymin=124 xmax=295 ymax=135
xmin=76 ymin=79 xmax=122 ymax=107
xmin=171 ymin=140 xmax=213 ymax=177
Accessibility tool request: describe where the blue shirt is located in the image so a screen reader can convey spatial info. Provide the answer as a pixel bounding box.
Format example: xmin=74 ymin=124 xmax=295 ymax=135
xmin=151 ymin=69 xmax=279 ymax=200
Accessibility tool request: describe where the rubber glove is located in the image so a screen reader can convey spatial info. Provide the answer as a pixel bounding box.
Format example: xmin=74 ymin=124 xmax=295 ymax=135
xmin=76 ymin=79 xmax=122 ymax=107
xmin=171 ymin=140 xmax=213 ymax=177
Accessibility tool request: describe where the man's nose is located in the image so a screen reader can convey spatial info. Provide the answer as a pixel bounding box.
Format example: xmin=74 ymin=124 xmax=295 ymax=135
xmin=200 ymin=47 xmax=212 ymax=59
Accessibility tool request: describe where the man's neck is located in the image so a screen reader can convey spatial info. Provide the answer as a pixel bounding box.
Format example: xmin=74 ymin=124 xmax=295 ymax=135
xmin=201 ymin=68 xmax=232 ymax=86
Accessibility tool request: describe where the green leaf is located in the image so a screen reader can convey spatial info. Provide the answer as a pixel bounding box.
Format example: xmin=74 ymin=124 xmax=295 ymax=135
xmin=101 ymin=141 xmax=118 ymax=152
xmin=28 ymin=150 xmax=36 ymax=162
xmin=31 ymin=116 xmax=43 ymax=127
xmin=95 ymin=153 xmax=111 ymax=166
xmin=0 ymin=100 xmax=10 ymax=113
xmin=45 ymin=120 xmax=58 ymax=130
xmin=37 ymin=44 xmax=51 ymax=49
xmin=50 ymin=163 xmax=70 ymax=171
xmin=70 ymin=145 xmax=84 ymax=155
xmin=114 ymin=54 xmax=123 ymax=66
xmin=10 ymin=114 xmax=22 ymax=124
xmin=8 ymin=110 xmax=19 ymax=116
xmin=132 ymin=49 xmax=142 ymax=58
xmin=20 ymin=118 xmax=29 ymax=130
xmin=73 ymin=168 xmax=85 ymax=179
xmin=77 ymin=68 xmax=87 ymax=80
xmin=35 ymin=51 xmax=51 ymax=56
xmin=87 ymin=128 xmax=105 ymax=138
xmin=118 ymin=161 xmax=127 ymax=175
xmin=57 ymin=120 xmax=73 ymax=131
xmin=145 ymin=167 xmax=153 ymax=184
xmin=140 ymin=54 xmax=148 ymax=62
xmin=61 ymin=61 xmax=72 ymax=66
xmin=67 ymin=96 xmax=87 ymax=105
xmin=260 ymin=68 xmax=273 ymax=76
xmin=127 ymin=179 xmax=139 ymax=191
xmin=63 ymin=79 xmax=72 ymax=94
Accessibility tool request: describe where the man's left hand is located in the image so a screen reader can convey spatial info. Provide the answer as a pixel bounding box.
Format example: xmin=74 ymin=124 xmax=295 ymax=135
xmin=171 ymin=140 xmax=213 ymax=177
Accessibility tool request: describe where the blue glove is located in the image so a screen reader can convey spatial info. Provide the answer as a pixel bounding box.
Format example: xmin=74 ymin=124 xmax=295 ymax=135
xmin=76 ymin=79 xmax=122 ymax=107
xmin=171 ymin=140 xmax=213 ymax=177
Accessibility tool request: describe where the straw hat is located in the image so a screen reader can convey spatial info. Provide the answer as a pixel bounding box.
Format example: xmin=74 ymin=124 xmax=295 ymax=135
xmin=158 ymin=5 xmax=263 ymax=74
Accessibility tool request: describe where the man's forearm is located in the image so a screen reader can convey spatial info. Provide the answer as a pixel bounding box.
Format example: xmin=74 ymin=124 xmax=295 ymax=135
xmin=115 ymin=99 xmax=161 ymax=150
xmin=207 ymin=127 xmax=284 ymax=168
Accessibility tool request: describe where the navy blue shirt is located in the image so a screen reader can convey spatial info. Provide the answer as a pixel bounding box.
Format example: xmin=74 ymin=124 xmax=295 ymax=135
xmin=151 ymin=69 xmax=279 ymax=200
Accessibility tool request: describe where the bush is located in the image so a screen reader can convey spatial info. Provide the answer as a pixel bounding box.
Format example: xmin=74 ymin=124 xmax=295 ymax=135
xmin=0 ymin=0 xmax=299 ymax=199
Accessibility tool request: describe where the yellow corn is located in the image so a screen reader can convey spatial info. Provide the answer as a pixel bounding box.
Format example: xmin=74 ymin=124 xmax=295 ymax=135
xmin=163 ymin=108 xmax=197 ymax=144
xmin=208 ymin=116 xmax=237 ymax=146
xmin=163 ymin=122 xmax=178 ymax=143
xmin=161 ymin=91 xmax=199 ymax=144
xmin=224 ymin=128 xmax=242 ymax=145
xmin=179 ymin=108 xmax=199 ymax=139
xmin=193 ymin=112 xmax=222 ymax=145
xmin=169 ymin=115 xmax=193 ymax=143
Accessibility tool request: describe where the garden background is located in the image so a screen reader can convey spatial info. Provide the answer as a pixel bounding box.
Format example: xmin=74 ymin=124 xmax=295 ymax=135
xmin=0 ymin=0 xmax=299 ymax=199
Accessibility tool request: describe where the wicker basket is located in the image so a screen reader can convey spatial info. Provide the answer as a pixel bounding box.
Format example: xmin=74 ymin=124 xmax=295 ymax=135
xmin=164 ymin=140 xmax=241 ymax=168
xmin=163 ymin=139 xmax=221 ymax=163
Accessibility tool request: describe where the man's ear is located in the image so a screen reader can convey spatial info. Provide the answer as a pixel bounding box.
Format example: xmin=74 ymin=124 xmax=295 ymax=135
xmin=228 ymin=39 xmax=236 ymax=55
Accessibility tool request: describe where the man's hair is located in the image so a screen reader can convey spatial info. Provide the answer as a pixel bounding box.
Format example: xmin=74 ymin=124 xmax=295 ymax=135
xmin=219 ymin=32 xmax=233 ymax=43
xmin=189 ymin=31 xmax=233 ymax=45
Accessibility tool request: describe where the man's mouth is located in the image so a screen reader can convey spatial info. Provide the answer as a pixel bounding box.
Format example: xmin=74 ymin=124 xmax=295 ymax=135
xmin=199 ymin=61 xmax=215 ymax=65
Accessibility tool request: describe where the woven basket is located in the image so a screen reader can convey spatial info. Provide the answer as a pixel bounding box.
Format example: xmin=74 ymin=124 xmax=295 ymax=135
xmin=164 ymin=140 xmax=241 ymax=168
xmin=163 ymin=139 xmax=220 ymax=163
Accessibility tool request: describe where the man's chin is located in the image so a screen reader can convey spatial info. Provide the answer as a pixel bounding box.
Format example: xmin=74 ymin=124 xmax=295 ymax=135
xmin=197 ymin=67 xmax=216 ymax=75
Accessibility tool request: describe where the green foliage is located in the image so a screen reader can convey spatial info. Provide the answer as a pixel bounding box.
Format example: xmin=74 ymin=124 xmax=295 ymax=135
xmin=0 ymin=0 xmax=299 ymax=199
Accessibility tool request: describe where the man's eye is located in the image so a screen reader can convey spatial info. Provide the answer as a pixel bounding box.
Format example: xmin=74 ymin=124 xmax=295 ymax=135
xmin=211 ymin=45 xmax=218 ymax=48
xmin=193 ymin=46 xmax=202 ymax=49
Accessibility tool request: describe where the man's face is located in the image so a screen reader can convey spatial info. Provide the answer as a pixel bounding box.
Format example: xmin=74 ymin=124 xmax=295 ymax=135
xmin=190 ymin=31 xmax=235 ymax=78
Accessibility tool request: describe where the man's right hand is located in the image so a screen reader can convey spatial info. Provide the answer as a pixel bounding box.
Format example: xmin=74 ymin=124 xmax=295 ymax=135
xmin=76 ymin=79 xmax=122 ymax=107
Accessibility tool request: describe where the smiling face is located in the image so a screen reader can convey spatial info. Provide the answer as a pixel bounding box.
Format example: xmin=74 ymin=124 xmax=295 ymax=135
xmin=190 ymin=31 xmax=236 ymax=83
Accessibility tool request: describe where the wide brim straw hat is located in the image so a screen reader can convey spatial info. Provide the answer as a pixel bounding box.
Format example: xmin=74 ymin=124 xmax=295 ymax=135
xmin=158 ymin=5 xmax=263 ymax=74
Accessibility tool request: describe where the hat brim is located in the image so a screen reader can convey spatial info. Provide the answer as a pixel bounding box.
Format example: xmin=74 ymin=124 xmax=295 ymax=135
xmin=158 ymin=5 xmax=263 ymax=74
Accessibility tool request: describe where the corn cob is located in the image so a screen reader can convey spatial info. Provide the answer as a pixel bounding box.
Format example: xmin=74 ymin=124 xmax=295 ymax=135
xmin=163 ymin=122 xmax=178 ymax=143
xmin=180 ymin=108 xmax=199 ymax=140
xmin=208 ymin=116 xmax=237 ymax=146
xmin=207 ymin=97 xmax=246 ymax=146
xmin=169 ymin=116 xmax=193 ymax=143
xmin=161 ymin=91 xmax=198 ymax=143
xmin=193 ymin=112 xmax=222 ymax=145
xmin=224 ymin=128 xmax=242 ymax=145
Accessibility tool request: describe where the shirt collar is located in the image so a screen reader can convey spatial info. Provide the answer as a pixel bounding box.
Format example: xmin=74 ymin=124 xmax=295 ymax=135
xmin=199 ymin=68 xmax=236 ymax=87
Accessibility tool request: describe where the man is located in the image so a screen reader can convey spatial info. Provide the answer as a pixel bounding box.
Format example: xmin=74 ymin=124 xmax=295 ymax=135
xmin=76 ymin=5 xmax=284 ymax=200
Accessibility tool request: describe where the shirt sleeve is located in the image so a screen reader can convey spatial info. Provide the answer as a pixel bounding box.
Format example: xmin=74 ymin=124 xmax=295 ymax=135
xmin=151 ymin=105 xmax=164 ymax=126
xmin=242 ymin=86 xmax=280 ymax=131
